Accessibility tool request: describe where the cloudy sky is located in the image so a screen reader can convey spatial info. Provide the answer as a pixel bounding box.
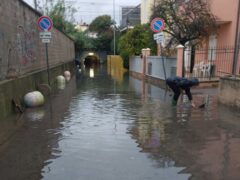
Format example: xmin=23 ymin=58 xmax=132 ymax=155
xmin=23 ymin=0 xmax=141 ymax=25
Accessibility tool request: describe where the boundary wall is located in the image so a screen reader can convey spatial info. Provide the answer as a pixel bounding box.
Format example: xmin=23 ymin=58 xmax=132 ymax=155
xmin=0 ymin=61 xmax=75 ymax=119
xmin=0 ymin=0 xmax=75 ymax=118
xmin=129 ymin=55 xmax=176 ymax=85
xmin=218 ymin=77 xmax=240 ymax=108
xmin=0 ymin=0 xmax=75 ymax=80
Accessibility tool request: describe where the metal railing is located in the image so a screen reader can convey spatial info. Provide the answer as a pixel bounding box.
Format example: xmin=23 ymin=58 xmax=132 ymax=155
xmin=184 ymin=46 xmax=240 ymax=80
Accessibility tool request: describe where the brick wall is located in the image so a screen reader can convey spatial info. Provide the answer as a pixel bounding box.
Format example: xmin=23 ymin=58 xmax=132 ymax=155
xmin=0 ymin=0 xmax=75 ymax=80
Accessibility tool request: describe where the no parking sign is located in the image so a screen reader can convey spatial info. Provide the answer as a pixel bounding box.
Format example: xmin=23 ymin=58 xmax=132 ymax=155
xmin=37 ymin=16 xmax=53 ymax=31
xmin=150 ymin=18 xmax=164 ymax=33
xmin=37 ymin=16 xmax=52 ymax=44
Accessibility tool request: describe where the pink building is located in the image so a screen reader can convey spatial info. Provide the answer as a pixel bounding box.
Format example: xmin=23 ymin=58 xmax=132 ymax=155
xmin=182 ymin=0 xmax=240 ymax=78
xmin=210 ymin=0 xmax=239 ymax=46
xmin=208 ymin=0 xmax=240 ymax=75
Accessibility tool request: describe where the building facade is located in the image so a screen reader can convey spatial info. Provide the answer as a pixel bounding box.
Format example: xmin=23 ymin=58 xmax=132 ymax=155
xmin=191 ymin=0 xmax=240 ymax=76
xmin=139 ymin=0 xmax=240 ymax=77
xmin=141 ymin=0 xmax=155 ymax=24
xmin=181 ymin=0 xmax=240 ymax=77
xmin=120 ymin=5 xmax=141 ymax=29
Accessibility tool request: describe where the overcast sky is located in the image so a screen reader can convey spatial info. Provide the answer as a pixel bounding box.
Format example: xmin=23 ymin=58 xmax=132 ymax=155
xmin=23 ymin=0 xmax=141 ymax=25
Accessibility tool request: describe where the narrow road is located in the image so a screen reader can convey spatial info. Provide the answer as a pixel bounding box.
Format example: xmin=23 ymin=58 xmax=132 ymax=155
xmin=0 ymin=66 xmax=239 ymax=180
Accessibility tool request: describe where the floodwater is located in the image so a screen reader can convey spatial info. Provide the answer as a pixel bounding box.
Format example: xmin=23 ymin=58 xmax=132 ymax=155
xmin=0 ymin=66 xmax=240 ymax=180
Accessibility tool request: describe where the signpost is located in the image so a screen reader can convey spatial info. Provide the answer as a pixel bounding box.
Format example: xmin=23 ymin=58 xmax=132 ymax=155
xmin=150 ymin=18 xmax=166 ymax=80
xmin=37 ymin=16 xmax=53 ymax=85
xmin=153 ymin=32 xmax=164 ymax=43
xmin=39 ymin=32 xmax=52 ymax=39
xmin=151 ymin=18 xmax=165 ymax=44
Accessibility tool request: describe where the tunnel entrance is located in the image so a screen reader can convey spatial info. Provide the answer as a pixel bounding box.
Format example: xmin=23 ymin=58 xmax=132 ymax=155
xmin=84 ymin=54 xmax=100 ymax=68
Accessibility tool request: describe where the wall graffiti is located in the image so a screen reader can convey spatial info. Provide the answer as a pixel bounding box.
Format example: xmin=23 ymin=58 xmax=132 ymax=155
xmin=1 ymin=0 xmax=74 ymax=81
xmin=0 ymin=28 xmax=5 ymax=79
xmin=6 ymin=22 xmax=38 ymax=78
xmin=15 ymin=23 xmax=37 ymax=65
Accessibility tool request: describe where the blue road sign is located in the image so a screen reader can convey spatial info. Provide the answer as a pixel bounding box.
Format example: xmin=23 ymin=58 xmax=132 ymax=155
xmin=37 ymin=16 xmax=53 ymax=31
xmin=150 ymin=18 xmax=164 ymax=33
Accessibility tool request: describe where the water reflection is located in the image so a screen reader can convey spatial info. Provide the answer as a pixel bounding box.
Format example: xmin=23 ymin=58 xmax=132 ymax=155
xmin=89 ymin=68 xmax=94 ymax=78
xmin=25 ymin=107 xmax=45 ymax=121
xmin=0 ymin=66 xmax=240 ymax=180
xmin=129 ymin=76 xmax=240 ymax=180
xmin=0 ymin=79 xmax=78 ymax=180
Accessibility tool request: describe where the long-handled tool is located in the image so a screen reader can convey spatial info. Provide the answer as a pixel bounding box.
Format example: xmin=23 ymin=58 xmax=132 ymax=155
xmin=198 ymin=94 xmax=209 ymax=109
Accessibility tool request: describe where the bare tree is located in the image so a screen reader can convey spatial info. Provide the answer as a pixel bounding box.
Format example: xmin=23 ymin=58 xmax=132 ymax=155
xmin=151 ymin=0 xmax=217 ymax=47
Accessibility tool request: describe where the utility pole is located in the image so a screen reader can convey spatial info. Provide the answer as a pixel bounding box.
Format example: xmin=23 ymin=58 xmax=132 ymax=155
xmin=113 ymin=0 xmax=116 ymax=55
xmin=34 ymin=0 xmax=38 ymax=10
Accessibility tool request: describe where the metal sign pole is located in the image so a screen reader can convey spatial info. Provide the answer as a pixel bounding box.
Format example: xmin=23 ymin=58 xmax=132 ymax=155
xmin=45 ymin=43 xmax=50 ymax=85
xmin=37 ymin=16 xmax=53 ymax=86
xmin=113 ymin=0 xmax=116 ymax=55
xmin=160 ymin=44 xmax=166 ymax=80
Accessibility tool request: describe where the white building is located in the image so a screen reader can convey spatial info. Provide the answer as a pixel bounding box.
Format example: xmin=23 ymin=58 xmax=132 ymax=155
xmin=75 ymin=22 xmax=89 ymax=32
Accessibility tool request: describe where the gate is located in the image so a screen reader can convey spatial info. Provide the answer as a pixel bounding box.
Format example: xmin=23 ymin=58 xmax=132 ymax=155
xmin=184 ymin=46 xmax=239 ymax=80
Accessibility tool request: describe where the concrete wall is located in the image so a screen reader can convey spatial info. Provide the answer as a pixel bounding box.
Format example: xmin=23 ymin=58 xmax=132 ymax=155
xmin=146 ymin=56 xmax=176 ymax=80
xmin=129 ymin=56 xmax=176 ymax=80
xmin=218 ymin=77 xmax=240 ymax=108
xmin=0 ymin=0 xmax=75 ymax=80
xmin=0 ymin=61 xmax=75 ymax=119
xmin=129 ymin=56 xmax=143 ymax=74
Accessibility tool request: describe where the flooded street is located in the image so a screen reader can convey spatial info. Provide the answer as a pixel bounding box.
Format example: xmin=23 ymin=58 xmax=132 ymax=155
xmin=0 ymin=66 xmax=240 ymax=180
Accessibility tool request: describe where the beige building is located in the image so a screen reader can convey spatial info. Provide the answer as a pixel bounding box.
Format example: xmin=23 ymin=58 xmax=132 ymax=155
xmin=141 ymin=0 xmax=154 ymax=24
xmin=141 ymin=0 xmax=162 ymax=24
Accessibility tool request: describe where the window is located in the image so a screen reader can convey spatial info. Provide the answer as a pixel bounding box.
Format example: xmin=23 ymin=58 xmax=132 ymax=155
xmin=208 ymin=34 xmax=217 ymax=61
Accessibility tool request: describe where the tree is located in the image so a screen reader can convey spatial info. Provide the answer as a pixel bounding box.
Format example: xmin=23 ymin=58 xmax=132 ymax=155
xmin=72 ymin=31 xmax=95 ymax=52
xmin=151 ymin=0 xmax=217 ymax=46
xmin=48 ymin=1 xmax=77 ymax=33
xmin=118 ymin=24 xmax=156 ymax=68
xmin=35 ymin=0 xmax=77 ymax=33
xmin=89 ymin=15 xmax=114 ymax=52
xmin=89 ymin=15 xmax=114 ymax=34
xmin=40 ymin=0 xmax=94 ymax=52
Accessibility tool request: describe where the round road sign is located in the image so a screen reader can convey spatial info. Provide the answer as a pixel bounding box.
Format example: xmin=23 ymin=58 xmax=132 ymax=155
xmin=150 ymin=18 xmax=164 ymax=33
xmin=37 ymin=16 xmax=53 ymax=31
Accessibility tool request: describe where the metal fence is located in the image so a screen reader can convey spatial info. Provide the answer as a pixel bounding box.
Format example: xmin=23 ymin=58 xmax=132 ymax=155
xmin=184 ymin=46 xmax=240 ymax=80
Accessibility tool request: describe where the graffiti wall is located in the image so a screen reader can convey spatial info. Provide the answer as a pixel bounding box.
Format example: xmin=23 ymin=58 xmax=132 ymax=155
xmin=0 ymin=0 xmax=75 ymax=80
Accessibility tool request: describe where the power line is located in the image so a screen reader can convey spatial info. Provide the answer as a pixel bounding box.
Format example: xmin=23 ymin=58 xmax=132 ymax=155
xmin=73 ymin=2 xmax=114 ymax=5
xmin=76 ymin=10 xmax=117 ymax=12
